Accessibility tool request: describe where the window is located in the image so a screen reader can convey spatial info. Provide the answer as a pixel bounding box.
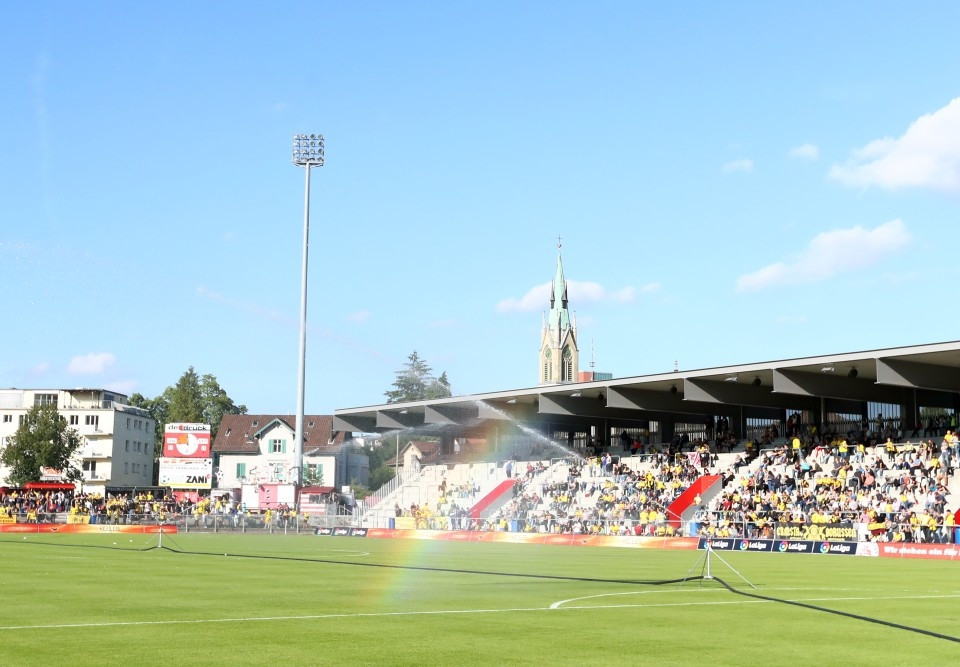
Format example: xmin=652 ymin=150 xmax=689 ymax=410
xmin=269 ymin=439 xmax=286 ymax=454
xmin=85 ymin=415 xmax=99 ymax=428
xmin=2 ymin=414 xmax=11 ymax=423
xmin=562 ymin=347 xmax=573 ymax=382
xmin=306 ymin=464 xmax=323 ymax=484
xmin=236 ymin=463 xmax=246 ymax=478
xmin=19 ymin=415 xmax=25 ymax=426
xmin=69 ymin=415 xmax=79 ymax=425
xmin=124 ymin=462 xmax=129 ymax=474
xmin=34 ymin=393 xmax=57 ymax=407
xmin=126 ymin=417 xmax=131 ymax=428
xmin=125 ymin=440 xmax=130 ymax=452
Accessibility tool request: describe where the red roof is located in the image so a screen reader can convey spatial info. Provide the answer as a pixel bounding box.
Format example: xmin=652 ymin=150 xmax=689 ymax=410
xmin=212 ymin=414 xmax=345 ymax=454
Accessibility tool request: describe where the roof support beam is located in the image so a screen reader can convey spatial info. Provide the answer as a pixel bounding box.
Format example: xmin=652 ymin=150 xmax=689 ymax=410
xmin=423 ymin=405 xmax=479 ymax=426
xmin=877 ymin=358 xmax=960 ymax=392
xmin=773 ymin=369 xmax=905 ymax=403
xmin=332 ymin=415 xmax=377 ymax=433
xmin=684 ymin=379 xmax=818 ymax=410
xmin=536 ymin=394 xmax=582 ymax=416
xmin=477 ymin=401 xmax=540 ymax=421
xmin=606 ymin=387 xmax=720 ymax=416
xmin=375 ymin=411 xmax=423 ymax=430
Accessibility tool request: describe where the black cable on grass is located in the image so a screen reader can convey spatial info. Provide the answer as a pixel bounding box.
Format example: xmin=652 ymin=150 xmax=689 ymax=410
xmin=13 ymin=537 xmax=958 ymax=644
xmin=3 ymin=536 xmax=691 ymax=586
xmin=711 ymin=576 xmax=960 ymax=645
xmin=0 ymin=537 xmax=156 ymax=553
xmin=156 ymin=543 xmax=693 ymax=587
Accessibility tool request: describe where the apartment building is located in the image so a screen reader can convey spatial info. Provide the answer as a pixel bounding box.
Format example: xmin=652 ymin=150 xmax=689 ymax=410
xmin=0 ymin=388 xmax=156 ymax=493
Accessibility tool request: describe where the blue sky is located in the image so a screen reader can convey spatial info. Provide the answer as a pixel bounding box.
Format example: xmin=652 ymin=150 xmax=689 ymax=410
xmin=3 ymin=2 xmax=960 ymax=414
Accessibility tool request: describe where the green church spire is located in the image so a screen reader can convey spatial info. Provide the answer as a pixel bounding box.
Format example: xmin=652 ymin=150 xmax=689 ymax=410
xmin=549 ymin=239 xmax=571 ymax=334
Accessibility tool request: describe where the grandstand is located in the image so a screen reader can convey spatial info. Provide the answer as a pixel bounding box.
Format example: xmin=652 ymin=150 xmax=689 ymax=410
xmin=329 ymin=338 xmax=960 ymax=550
xmin=356 ymin=426 xmax=960 ymax=544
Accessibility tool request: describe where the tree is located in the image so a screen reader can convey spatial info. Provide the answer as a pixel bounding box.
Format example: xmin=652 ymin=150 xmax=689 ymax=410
xmin=350 ymin=438 xmax=398 ymax=498
xmin=128 ymin=392 xmax=169 ymax=458
xmin=198 ymin=372 xmax=247 ymax=438
xmin=130 ymin=368 xmax=247 ymax=459
xmin=166 ymin=367 xmax=205 ymax=424
xmin=0 ymin=404 xmax=83 ymax=486
xmin=426 ymin=371 xmax=452 ymax=399
xmin=384 ymin=351 xmax=452 ymax=403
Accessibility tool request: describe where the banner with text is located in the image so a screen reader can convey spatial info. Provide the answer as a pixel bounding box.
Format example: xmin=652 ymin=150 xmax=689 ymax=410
xmin=773 ymin=522 xmax=856 ymax=542
xmin=158 ymin=457 xmax=213 ymax=489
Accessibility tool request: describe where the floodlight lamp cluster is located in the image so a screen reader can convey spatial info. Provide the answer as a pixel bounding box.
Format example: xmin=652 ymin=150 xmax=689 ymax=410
xmin=292 ymin=133 xmax=325 ymax=166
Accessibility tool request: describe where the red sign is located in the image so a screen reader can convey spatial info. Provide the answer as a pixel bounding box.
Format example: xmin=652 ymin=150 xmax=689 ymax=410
xmin=163 ymin=423 xmax=211 ymax=458
xmin=876 ymin=543 xmax=960 ymax=560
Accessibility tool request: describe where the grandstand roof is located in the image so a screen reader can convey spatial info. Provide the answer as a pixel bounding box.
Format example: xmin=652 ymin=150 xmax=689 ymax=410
xmin=332 ymin=339 xmax=960 ymax=437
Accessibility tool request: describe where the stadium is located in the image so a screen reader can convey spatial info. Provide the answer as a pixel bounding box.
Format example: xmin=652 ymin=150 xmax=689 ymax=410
xmin=4 ymin=252 xmax=960 ymax=664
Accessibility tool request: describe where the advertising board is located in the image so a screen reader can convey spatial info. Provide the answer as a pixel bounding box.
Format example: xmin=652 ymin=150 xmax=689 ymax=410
xmin=162 ymin=423 xmax=212 ymax=459
xmin=158 ymin=457 xmax=213 ymax=489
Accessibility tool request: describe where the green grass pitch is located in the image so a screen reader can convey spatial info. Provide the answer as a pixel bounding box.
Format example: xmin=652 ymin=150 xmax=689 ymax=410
xmin=1 ymin=532 xmax=958 ymax=665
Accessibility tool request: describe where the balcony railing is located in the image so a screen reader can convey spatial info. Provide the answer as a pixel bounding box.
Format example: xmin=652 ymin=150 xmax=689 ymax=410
xmin=80 ymin=447 xmax=112 ymax=459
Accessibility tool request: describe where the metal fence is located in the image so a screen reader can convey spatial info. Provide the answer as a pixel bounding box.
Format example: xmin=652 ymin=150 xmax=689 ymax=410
xmin=4 ymin=513 xmax=957 ymax=545
xmin=3 ymin=509 xmax=361 ymax=534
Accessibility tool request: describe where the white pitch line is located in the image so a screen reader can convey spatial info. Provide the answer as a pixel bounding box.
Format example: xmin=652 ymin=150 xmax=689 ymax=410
xmin=551 ymin=591 xmax=960 ymax=609
xmin=550 ymin=589 xmax=723 ymax=609
xmin=3 ymin=592 xmax=960 ymax=632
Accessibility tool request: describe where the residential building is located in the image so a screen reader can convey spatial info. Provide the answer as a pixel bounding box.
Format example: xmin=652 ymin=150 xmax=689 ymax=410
xmin=0 ymin=388 xmax=156 ymax=492
xmin=212 ymin=414 xmax=363 ymax=491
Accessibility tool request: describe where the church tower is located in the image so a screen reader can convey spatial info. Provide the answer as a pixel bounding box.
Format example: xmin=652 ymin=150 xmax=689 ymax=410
xmin=539 ymin=241 xmax=579 ymax=384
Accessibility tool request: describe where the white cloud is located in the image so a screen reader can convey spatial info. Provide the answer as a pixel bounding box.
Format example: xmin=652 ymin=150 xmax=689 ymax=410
xmin=829 ymin=97 xmax=960 ymax=193
xmin=735 ymin=219 xmax=911 ymax=292
xmin=497 ymin=279 xmax=637 ymax=313
xmin=497 ymin=282 xmax=550 ymax=313
xmin=67 ymin=352 xmax=116 ymax=375
xmin=640 ymin=282 xmax=661 ymax=294
xmin=789 ymin=144 xmax=820 ymax=160
xmin=722 ymin=158 xmax=753 ymax=173
xmin=346 ymin=310 xmax=371 ymax=324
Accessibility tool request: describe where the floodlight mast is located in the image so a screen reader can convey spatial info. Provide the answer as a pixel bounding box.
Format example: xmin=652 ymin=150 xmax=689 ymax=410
xmin=292 ymin=133 xmax=324 ymax=491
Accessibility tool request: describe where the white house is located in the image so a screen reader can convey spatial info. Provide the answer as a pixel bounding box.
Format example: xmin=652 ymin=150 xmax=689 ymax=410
xmin=0 ymin=388 xmax=156 ymax=493
xmin=213 ymin=414 xmax=358 ymax=491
